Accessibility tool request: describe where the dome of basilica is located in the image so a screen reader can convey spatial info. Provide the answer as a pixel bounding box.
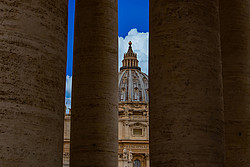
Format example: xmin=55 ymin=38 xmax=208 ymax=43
xmin=118 ymin=42 xmax=149 ymax=102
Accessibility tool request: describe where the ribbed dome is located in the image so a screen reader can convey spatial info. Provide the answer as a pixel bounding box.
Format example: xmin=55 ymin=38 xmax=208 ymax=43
xmin=118 ymin=41 xmax=149 ymax=102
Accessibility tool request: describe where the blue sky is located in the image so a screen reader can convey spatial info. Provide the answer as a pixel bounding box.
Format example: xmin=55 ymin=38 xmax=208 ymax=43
xmin=66 ymin=0 xmax=75 ymax=77
xmin=118 ymin=0 xmax=149 ymax=37
xmin=65 ymin=0 xmax=149 ymax=109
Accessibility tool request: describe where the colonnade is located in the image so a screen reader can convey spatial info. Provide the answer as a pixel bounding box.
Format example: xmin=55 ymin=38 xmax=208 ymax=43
xmin=0 ymin=0 xmax=249 ymax=167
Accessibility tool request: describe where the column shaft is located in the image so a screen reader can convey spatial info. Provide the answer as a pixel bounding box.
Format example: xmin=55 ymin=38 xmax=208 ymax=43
xmin=150 ymin=0 xmax=224 ymax=166
xmin=71 ymin=0 xmax=118 ymax=166
xmin=220 ymin=0 xmax=250 ymax=166
xmin=0 ymin=0 xmax=67 ymax=166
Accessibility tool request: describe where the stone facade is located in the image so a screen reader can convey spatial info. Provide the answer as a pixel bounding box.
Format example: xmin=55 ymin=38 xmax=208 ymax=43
xmin=63 ymin=113 xmax=70 ymax=167
xmin=118 ymin=102 xmax=149 ymax=167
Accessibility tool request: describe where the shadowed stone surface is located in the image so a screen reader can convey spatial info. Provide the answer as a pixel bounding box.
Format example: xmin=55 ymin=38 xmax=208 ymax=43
xmin=0 ymin=0 xmax=67 ymax=166
xmin=149 ymin=0 xmax=224 ymax=166
xmin=70 ymin=0 xmax=118 ymax=166
xmin=220 ymin=0 xmax=250 ymax=166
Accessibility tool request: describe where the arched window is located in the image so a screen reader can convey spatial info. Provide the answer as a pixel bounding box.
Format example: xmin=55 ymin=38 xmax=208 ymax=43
xmin=134 ymin=87 xmax=139 ymax=101
xmin=134 ymin=159 xmax=141 ymax=167
xmin=121 ymin=87 xmax=126 ymax=101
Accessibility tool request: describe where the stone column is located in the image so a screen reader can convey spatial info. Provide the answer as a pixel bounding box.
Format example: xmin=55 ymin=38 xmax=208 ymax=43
xmin=70 ymin=0 xmax=118 ymax=166
xmin=150 ymin=1 xmax=224 ymax=166
xmin=0 ymin=1 xmax=67 ymax=166
xmin=220 ymin=1 xmax=250 ymax=166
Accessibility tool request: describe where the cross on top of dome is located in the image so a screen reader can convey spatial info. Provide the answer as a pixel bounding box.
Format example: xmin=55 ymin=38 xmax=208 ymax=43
xmin=129 ymin=41 xmax=132 ymax=46
xmin=126 ymin=41 xmax=134 ymax=55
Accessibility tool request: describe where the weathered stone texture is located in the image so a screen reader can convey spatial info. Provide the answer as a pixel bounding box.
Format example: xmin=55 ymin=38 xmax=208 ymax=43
xmin=0 ymin=0 xmax=67 ymax=166
xmin=220 ymin=0 xmax=250 ymax=166
xmin=149 ymin=0 xmax=224 ymax=166
xmin=70 ymin=0 xmax=118 ymax=166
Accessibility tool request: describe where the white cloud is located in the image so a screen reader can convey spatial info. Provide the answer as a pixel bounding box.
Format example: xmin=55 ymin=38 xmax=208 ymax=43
xmin=65 ymin=75 xmax=72 ymax=112
xmin=65 ymin=97 xmax=71 ymax=113
xmin=119 ymin=28 xmax=149 ymax=74
xmin=65 ymin=75 xmax=72 ymax=98
xmin=65 ymin=28 xmax=149 ymax=111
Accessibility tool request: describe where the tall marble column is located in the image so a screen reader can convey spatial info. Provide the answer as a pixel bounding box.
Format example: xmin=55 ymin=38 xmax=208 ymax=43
xmin=149 ymin=1 xmax=225 ymax=166
xmin=220 ymin=0 xmax=250 ymax=166
xmin=0 ymin=0 xmax=67 ymax=166
xmin=70 ymin=0 xmax=118 ymax=166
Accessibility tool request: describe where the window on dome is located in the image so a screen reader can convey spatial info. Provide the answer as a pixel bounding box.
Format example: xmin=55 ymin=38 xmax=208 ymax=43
xmin=121 ymin=94 xmax=125 ymax=101
xmin=121 ymin=87 xmax=126 ymax=101
xmin=139 ymin=91 xmax=142 ymax=101
xmin=134 ymin=88 xmax=139 ymax=101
